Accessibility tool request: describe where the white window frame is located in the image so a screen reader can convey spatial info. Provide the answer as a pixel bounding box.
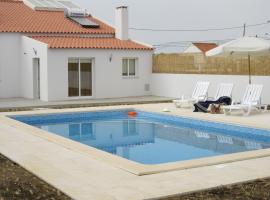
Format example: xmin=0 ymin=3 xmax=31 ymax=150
xmin=123 ymin=120 xmax=138 ymax=136
xmin=68 ymin=123 xmax=96 ymax=140
xmin=122 ymin=58 xmax=138 ymax=78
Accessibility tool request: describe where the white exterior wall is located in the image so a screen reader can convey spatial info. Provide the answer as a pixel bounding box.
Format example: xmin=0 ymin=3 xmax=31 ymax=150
xmin=47 ymin=49 xmax=152 ymax=101
xmin=21 ymin=36 xmax=48 ymax=101
xmin=151 ymin=73 xmax=270 ymax=104
xmin=183 ymin=45 xmax=202 ymax=53
xmin=0 ymin=33 xmax=21 ymax=98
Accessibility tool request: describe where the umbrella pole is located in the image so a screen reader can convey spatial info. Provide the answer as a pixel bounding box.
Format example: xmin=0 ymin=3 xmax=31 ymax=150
xmin=248 ymin=55 xmax=251 ymax=84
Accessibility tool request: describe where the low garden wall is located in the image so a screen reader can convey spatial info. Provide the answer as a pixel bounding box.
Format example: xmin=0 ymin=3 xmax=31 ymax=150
xmin=151 ymin=73 xmax=270 ymax=104
xmin=151 ymin=54 xmax=270 ymax=104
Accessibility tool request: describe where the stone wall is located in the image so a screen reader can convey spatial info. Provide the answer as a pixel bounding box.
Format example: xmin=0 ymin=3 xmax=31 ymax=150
xmin=153 ymin=53 xmax=270 ymax=75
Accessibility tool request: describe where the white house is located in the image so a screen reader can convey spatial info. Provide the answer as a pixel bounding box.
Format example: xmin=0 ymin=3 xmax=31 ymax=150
xmin=184 ymin=42 xmax=218 ymax=54
xmin=0 ymin=0 xmax=153 ymax=101
xmin=183 ymin=42 xmax=218 ymax=70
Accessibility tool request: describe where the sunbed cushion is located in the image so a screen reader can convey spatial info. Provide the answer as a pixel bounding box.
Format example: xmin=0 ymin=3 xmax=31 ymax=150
xmin=194 ymin=96 xmax=232 ymax=113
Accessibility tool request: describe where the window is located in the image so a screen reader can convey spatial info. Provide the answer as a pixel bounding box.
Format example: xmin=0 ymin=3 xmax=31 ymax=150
xmin=68 ymin=58 xmax=92 ymax=97
xmin=69 ymin=124 xmax=80 ymax=138
xmin=81 ymin=123 xmax=95 ymax=140
xmin=123 ymin=120 xmax=138 ymax=136
xmin=122 ymin=58 xmax=137 ymax=77
xmin=68 ymin=59 xmax=79 ymax=97
xmin=68 ymin=123 xmax=95 ymax=140
xmin=80 ymin=59 xmax=92 ymax=96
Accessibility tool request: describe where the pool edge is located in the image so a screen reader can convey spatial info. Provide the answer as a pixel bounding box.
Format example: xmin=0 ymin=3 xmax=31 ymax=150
xmin=2 ymin=108 xmax=270 ymax=176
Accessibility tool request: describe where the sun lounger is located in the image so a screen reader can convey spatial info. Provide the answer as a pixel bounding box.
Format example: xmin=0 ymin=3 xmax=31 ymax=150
xmin=194 ymin=131 xmax=210 ymax=139
xmin=211 ymin=83 xmax=234 ymax=100
xmin=244 ymin=141 xmax=262 ymax=150
xmin=217 ymin=135 xmax=233 ymax=144
xmin=193 ymin=83 xmax=234 ymax=112
xmin=173 ymin=81 xmax=210 ymax=108
xmin=223 ymin=84 xmax=267 ymax=116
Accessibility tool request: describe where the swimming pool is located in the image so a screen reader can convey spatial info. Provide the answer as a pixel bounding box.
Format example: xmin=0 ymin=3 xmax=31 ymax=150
xmin=12 ymin=109 xmax=270 ymax=165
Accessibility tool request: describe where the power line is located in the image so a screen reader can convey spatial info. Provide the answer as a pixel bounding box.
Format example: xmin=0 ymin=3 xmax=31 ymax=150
xmin=154 ymin=45 xmax=190 ymax=50
xmin=153 ymin=34 xmax=269 ymax=47
xmin=153 ymin=38 xmax=234 ymax=47
xmin=153 ymin=42 xmax=190 ymax=46
xmin=153 ymin=38 xmax=236 ymax=51
xmin=129 ymin=21 xmax=270 ymax=32
xmin=155 ymin=45 xmax=188 ymax=51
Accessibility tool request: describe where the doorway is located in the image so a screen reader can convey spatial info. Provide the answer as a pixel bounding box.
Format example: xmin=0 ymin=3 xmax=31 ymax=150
xmin=68 ymin=58 xmax=92 ymax=97
xmin=33 ymin=58 xmax=40 ymax=99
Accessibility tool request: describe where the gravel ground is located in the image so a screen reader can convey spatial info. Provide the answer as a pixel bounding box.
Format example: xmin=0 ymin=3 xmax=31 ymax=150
xmin=0 ymin=154 xmax=72 ymax=200
xmin=162 ymin=178 xmax=270 ymax=200
xmin=1 ymin=153 xmax=270 ymax=200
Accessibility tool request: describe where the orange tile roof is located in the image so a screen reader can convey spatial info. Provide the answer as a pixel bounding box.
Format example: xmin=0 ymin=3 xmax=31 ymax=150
xmin=31 ymin=36 xmax=153 ymax=50
xmin=0 ymin=0 xmax=114 ymax=34
xmin=192 ymin=43 xmax=218 ymax=53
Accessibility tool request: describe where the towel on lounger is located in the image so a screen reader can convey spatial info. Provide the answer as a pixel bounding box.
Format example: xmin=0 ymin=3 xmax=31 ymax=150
xmin=193 ymin=96 xmax=232 ymax=113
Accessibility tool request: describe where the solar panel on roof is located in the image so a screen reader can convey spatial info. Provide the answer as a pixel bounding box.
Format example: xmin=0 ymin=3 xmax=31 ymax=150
xmin=23 ymin=0 xmax=98 ymax=28
xmin=57 ymin=0 xmax=80 ymax=9
xmin=24 ymin=0 xmax=64 ymax=10
xmin=23 ymin=0 xmax=81 ymax=11
xmin=68 ymin=17 xmax=100 ymax=28
xmin=45 ymin=0 xmax=65 ymax=8
xmin=24 ymin=0 xmax=44 ymax=8
xmin=40 ymin=0 xmax=54 ymax=7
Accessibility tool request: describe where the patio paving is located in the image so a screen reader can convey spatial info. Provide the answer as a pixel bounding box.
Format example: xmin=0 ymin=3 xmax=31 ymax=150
xmin=0 ymin=103 xmax=270 ymax=200
xmin=0 ymin=96 xmax=172 ymax=111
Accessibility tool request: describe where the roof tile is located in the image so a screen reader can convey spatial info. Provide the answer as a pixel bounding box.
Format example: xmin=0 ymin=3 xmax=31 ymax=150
xmin=31 ymin=36 xmax=153 ymax=50
xmin=192 ymin=43 xmax=218 ymax=53
xmin=0 ymin=0 xmax=114 ymax=34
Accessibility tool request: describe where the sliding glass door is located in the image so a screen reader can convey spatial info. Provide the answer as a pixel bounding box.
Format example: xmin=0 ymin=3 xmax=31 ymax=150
xmin=80 ymin=59 xmax=92 ymax=96
xmin=68 ymin=58 xmax=79 ymax=97
xmin=68 ymin=58 xmax=92 ymax=97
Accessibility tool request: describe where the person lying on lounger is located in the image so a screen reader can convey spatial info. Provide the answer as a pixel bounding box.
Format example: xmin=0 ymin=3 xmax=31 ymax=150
xmin=193 ymin=96 xmax=232 ymax=113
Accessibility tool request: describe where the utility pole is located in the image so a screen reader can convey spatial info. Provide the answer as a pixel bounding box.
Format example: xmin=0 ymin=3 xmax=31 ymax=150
xmin=243 ymin=23 xmax=246 ymax=37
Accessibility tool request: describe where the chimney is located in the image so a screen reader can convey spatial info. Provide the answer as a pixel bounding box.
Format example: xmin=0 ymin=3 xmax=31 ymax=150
xmin=115 ymin=6 xmax=129 ymax=40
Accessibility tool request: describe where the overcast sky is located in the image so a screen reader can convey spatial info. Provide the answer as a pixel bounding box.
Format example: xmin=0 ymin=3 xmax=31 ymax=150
xmin=74 ymin=0 xmax=270 ymax=52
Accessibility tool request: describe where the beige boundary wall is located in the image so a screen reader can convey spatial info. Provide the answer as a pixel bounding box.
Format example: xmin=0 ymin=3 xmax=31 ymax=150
xmin=153 ymin=53 xmax=270 ymax=75
xmin=151 ymin=73 xmax=270 ymax=104
xmin=151 ymin=53 xmax=270 ymax=104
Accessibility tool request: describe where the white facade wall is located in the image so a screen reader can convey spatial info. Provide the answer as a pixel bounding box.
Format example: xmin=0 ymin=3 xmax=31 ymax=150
xmin=151 ymin=73 xmax=270 ymax=104
xmin=21 ymin=36 xmax=48 ymax=100
xmin=183 ymin=45 xmax=201 ymax=53
xmin=0 ymin=33 xmax=21 ymax=98
xmin=47 ymin=49 xmax=152 ymax=101
xmin=0 ymin=33 xmax=152 ymax=101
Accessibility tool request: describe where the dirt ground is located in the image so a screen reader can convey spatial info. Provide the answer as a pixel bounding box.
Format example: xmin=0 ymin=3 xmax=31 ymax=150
xmin=0 ymin=154 xmax=72 ymax=200
xmin=1 ymin=153 xmax=270 ymax=200
xmin=162 ymin=178 xmax=270 ymax=200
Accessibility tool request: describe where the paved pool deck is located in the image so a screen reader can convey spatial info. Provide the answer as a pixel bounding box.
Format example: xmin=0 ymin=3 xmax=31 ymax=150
xmin=0 ymin=103 xmax=270 ymax=200
xmin=0 ymin=96 xmax=172 ymax=111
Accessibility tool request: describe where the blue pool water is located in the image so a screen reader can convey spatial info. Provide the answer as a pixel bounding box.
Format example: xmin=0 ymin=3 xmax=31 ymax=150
xmin=12 ymin=110 xmax=270 ymax=164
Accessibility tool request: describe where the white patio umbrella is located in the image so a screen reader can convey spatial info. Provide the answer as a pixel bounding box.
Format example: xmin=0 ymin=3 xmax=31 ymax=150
xmin=206 ymin=36 xmax=270 ymax=84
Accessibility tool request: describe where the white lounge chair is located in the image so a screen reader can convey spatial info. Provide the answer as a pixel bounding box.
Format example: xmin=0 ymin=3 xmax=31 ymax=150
xmin=194 ymin=131 xmax=210 ymax=139
xmin=173 ymin=81 xmax=210 ymax=108
xmin=212 ymin=83 xmax=234 ymax=100
xmin=223 ymin=84 xmax=267 ymax=116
